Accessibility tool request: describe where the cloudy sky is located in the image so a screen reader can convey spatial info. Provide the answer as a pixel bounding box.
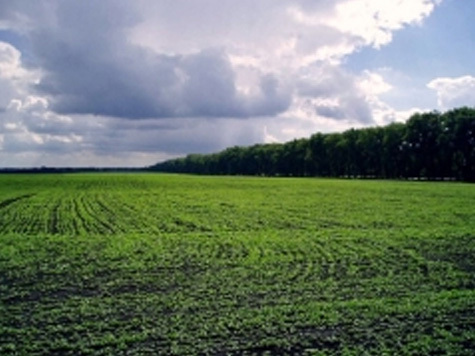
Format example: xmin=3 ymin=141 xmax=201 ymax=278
xmin=0 ymin=0 xmax=474 ymax=167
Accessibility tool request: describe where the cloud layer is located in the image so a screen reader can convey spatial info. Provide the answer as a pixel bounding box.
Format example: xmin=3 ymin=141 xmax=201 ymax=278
xmin=1 ymin=0 xmax=472 ymax=167
xmin=428 ymin=75 xmax=475 ymax=110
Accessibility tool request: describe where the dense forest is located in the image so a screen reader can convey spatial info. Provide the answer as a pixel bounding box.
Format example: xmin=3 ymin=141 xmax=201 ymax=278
xmin=150 ymin=107 xmax=475 ymax=181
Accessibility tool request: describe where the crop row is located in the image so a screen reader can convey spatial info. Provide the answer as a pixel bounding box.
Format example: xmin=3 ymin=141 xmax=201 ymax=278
xmin=1 ymin=175 xmax=474 ymax=237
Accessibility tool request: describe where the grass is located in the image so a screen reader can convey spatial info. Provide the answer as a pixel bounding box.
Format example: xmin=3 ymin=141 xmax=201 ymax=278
xmin=0 ymin=174 xmax=474 ymax=355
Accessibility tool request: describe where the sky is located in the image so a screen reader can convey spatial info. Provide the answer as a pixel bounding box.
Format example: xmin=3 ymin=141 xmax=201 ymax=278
xmin=0 ymin=0 xmax=474 ymax=167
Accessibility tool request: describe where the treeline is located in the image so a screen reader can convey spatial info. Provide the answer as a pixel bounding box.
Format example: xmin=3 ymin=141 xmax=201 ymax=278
xmin=0 ymin=167 xmax=144 ymax=174
xmin=150 ymin=107 xmax=475 ymax=181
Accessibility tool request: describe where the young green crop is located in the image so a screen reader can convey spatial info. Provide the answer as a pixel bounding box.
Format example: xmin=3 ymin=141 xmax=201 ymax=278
xmin=0 ymin=174 xmax=474 ymax=355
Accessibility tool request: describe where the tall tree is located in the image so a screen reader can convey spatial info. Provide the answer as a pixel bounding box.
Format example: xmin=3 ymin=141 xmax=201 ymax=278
xmin=150 ymin=107 xmax=475 ymax=182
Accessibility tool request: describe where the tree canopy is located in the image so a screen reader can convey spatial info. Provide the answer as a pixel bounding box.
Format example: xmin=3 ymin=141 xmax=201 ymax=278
xmin=149 ymin=107 xmax=475 ymax=182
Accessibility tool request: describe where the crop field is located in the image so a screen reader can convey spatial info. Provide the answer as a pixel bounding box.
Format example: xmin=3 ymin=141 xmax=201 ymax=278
xmin=0 ymin=174 xmax=474 ymax=355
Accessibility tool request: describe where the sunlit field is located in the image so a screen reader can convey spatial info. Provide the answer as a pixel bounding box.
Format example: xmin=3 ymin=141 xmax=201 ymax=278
xmin=1 ymin=174 xmax=474 ymax=355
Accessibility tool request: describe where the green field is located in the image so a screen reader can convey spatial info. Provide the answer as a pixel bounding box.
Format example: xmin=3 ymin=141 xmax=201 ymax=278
xmin=1 ymin=174 xmax=474 ymax=355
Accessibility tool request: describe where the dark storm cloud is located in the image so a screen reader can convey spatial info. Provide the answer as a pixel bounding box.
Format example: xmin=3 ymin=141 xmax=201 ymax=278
xmin=84 ymin=117 xmax=264 ymax=156
xmin=24 ymin=1 xmax=291 ymax=120
xmin=298 ymin=65 xmax=373 ymax=123
xmin=314 ymin=97 xmax=372 ymax=124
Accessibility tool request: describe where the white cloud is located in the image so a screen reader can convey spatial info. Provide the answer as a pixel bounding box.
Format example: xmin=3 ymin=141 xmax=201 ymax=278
xmin=0 ymin=43 xmax=89 ymax=159
xmin=0 ymin=41 xmax=39 ymax=109
xmin=356 ymin=70 xmax=396 ymax=125
xmin=427 ymin=75 xmax=475 ymax=110
xmin=358 ymin=71 xmax=392 ymax=96
xmin=325 ymin=0 xmax=438 ymax=48
xmin=0 ymin=42 xmax=25 ymax=79
xmin=1 ymin=95 xmax=83 ymax=153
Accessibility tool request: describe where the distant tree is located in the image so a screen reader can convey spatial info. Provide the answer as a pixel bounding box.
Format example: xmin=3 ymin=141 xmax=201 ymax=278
xmin=149 ymin=107 xmax=475 ymax=181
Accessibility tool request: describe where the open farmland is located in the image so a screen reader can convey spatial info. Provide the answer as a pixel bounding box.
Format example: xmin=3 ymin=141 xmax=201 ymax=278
xmin=0 ymin=174 xmax=474 ymax=355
